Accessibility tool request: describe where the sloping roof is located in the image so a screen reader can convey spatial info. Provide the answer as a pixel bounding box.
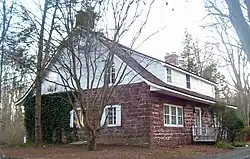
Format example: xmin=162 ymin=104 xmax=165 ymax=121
xmin=100 ymin=37 xmax=215 ymax=102
xmin=16 ymin=32 xmax=216 ymax=105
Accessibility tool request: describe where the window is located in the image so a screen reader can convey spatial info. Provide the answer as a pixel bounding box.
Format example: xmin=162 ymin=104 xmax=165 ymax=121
xmin=166 ymin=67 xmax=172 ymax=83
xmin=107 ymin=107 xmax=116 ymax=125
xmin=186 ymin=74 xmax=191 ymax=89
xmin=164 ymin=104 xmax=183 ymax=127
xmin=47 ymin=72 xmax=58 ymax=92
xmin=109 ymin=63 xmax=116 ymax=85
xmin=100 ymin=105 xmax=121 ymax=127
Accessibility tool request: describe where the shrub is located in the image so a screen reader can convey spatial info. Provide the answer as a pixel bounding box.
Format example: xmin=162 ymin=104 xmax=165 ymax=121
xmin=23 ymin=92 xmax=74 ymax=144
xmin=232 ymin=141 xmax=246 ymax=147
xmin=216 ymin=141 xmax=234 ymax=149
xmin=244 ymin=126 xmax=250 ymax=141
xmin=210 ymin=103 xmax=245 ymax=142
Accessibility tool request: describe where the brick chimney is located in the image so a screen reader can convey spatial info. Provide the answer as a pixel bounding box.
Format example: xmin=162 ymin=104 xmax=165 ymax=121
xmin=75 ymin=10 xmax=95 ymax=29
xmin=165 ymin=52 xmax=179 ymax=65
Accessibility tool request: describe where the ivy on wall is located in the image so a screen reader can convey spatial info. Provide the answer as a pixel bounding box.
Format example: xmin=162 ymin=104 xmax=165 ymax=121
xmin=23 ymin=92 xmax=74 ymax=144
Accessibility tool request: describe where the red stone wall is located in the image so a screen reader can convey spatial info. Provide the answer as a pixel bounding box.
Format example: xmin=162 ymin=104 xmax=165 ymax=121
xmin=79 ymin=82 xmax=213 ymax=147
xmin=96 ymin=82 xmax=152 ymax=147
xmin=149 ymin=92 xmax=213 ymax=147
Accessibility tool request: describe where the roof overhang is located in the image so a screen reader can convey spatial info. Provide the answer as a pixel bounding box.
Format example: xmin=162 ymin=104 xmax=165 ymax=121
xmin=225 ymin=104 xmax=237 ymax=110
xmin=149 ymin=84 xmax=237 ymax=110
xmin=149 ymin=85 xmax=215 ymax=105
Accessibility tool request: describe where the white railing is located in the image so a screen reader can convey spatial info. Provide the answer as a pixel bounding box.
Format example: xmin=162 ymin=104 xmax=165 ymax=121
xmin=192 ymin=126 xmax=219 ymax=142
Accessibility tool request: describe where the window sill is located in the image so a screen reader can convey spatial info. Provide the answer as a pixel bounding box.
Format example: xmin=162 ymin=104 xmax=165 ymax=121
xmin=107 ymin=124 xmax=118 ymax=127
xmin=164 ymin=124 xmax=184 ymax=128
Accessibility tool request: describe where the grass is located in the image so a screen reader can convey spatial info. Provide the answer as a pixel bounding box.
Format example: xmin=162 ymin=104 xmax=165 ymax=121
xmin=216 ymin=141 xmax=247 ymax=149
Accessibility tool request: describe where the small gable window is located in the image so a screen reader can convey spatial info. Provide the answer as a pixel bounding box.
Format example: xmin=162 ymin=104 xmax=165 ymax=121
xmin=166 ymin=67 xmax=172 ymax=83
xmin=109 ymin=62 xmax=116 ymax=85
xmin=186 ymin=74 xmax=191 ymax=89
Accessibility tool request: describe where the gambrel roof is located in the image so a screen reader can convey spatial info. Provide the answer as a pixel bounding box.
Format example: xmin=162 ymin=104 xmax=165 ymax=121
xmin=16 ymin=31 xmax=230 ymax=107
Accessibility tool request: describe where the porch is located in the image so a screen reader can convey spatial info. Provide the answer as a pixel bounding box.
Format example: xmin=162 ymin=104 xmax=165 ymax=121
xmin=192 ymin=126 xmax=219 ymax=142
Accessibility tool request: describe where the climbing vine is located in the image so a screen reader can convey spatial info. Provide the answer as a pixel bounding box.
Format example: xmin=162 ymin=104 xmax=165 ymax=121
xmin=24 ymin=92 xmax=74 ymax=144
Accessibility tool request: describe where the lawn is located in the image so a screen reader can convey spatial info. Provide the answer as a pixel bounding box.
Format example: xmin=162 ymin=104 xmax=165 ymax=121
xmin=0 ymin=145 xmax=228 ymax=159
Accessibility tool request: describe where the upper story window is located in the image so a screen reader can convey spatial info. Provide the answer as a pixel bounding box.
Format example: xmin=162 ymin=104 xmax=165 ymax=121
xmin=166 ymin=67 xmax=172 ymax=83
xmin=164 ymin=104 xmax=183 ymax=127
xmin=109 ymin=62 xmax=116 ymax=85
xmin=186 ymin=74 xmax=191 ymax=89
xmin=47 ymin=72 xmax=58 ymax=92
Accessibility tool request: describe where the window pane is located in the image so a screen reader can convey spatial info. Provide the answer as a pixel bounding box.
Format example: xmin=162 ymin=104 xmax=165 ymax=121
xmin=166 ymin=67 xmax=171 ymax=75
xmin=167 ymin=76 xmax=172 ymax=83
xmin=107 ymin=107 xmax=116 ymax=125
xmin=165 ymin=106 xmax=169 ymax=114
xmin=171 ymin=107 xmax=176 ymax=115
xmin=113 ymin=115 xmax=116 ymax=124
xmin=178 ymin=108 xmax=183 ymax=116
xmin=171 ymin=115 xmax=176 ymax=124
xmin=164 ymin=115 xmax=170 ymax=124
xmin=178 ymin=117 xmax=183 ymax=125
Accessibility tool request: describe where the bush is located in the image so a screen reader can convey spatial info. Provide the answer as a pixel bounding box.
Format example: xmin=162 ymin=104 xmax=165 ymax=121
xmin=210 ymin=103 xmax=245 ymax=142
xmin=216 ymin=141 xmax=234 ymax=149
xmin=23 ymin=92 xmax=74 ymax=144
xmin=244 ymin=126 xmax=250 ymax=141
xmin=232 ymin=141 xmax=246 ymax=147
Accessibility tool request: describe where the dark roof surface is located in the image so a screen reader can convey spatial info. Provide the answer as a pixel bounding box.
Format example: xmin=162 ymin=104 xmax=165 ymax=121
xmin=100 ymin=38 xmax=215 ymax=102
xmin=16 ymin=32 xmax=216 ymax=105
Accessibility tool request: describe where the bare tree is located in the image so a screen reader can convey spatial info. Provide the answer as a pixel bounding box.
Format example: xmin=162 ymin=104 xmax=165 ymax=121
xmin=40 ymin=0 xmax=160 ymax=150
xmin=0 ymin=0 xmax=14 ymax=124
xmin=204 ymin=1 xmax=250 ymax=125
xmin=18 ymin=0 xmax=61 ymax=145
xmin=204 ymin=0 xmax=250 ymax=61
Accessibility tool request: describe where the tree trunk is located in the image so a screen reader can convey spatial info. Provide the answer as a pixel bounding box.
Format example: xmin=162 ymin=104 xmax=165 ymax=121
xmin=225 ymin=0 xmax=250 ymax=61
xmin=35 ymin=86 xmax=42 ymax=145
xmin=35 ymin=0 xmax=49 ymax=146
xmin=87 ymin=130 xmax=97 ymax=151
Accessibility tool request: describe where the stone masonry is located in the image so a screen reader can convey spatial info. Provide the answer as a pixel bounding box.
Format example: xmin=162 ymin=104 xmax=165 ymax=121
xmin=80 ymin=82 xmax=213 ymax=147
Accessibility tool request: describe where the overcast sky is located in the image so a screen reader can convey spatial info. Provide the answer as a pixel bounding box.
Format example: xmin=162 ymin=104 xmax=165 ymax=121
xmin=23 ymin=0 xmax=209 ymax=61
xmin=20 ymin=0 xmax=243 ymax=89
xmin=131 ymin=0 xmax=208 ymax=61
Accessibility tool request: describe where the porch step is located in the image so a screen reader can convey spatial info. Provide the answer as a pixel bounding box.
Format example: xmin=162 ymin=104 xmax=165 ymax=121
xmin=69 ymin=141 xmax=87 ymax=145
xmin=77 ymin=130 xmax=87 ymax=141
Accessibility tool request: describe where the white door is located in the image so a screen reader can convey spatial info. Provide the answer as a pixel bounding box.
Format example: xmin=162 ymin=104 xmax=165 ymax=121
xmin=194 ymin=107 xmax=202 ymax=135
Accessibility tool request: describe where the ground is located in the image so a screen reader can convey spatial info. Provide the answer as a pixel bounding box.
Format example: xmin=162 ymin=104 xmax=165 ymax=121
xmin=0 ymin=145 xmax=228 ymax=159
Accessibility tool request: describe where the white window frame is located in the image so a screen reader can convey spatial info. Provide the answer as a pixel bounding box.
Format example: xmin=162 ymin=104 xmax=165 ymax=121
xmin=106 ymin=106 xmax=117 ymax=127
xmin=166 ymin=67 xmax=172 ymax=83
xmin=163 ymin=104 xmax=184 ymax=127
xmin=100 ymin=105 xmax=121 ymax=127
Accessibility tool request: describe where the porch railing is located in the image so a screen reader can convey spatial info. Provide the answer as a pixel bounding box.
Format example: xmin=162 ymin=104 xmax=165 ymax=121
xmin=192 ymin=126 xmax=219 ymax=142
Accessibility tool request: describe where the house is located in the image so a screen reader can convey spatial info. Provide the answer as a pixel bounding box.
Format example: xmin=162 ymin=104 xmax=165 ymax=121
xmin=17 ymin=11 xmax=237 ymax=148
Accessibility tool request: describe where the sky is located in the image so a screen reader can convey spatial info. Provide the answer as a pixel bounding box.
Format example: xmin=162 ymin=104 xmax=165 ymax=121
xmin=131 ymin=0 xmax=209 ymax=61
xmin=21 ymin=0 xmax=240 ymax=87
xmin=22 ymin=0 xmax=208 ymax=61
